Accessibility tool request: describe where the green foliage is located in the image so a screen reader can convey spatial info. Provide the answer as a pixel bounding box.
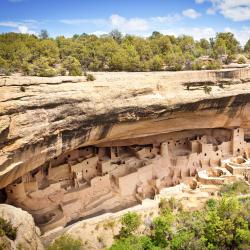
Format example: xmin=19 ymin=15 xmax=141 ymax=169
xmin=206 ymin=60 xmax=221 ymax=70
xmin=153 ymin=210 xmax=174 ymax=247
xmin=149 ymin=55 xmax=163 ymax=71
xmin=0 ymin=32 xmax=245 ymax=75
xmin=213 ymin=32 xmax=240 ymax=59
xmin=39 ymin=29 xmax=49 ymax=39
xmin=203 ymin=85 xmax=212 ymax=94
xmin=206 ymin=198 xmax=217 ymax=210
xmin=86 ymin=73 xmax=95 ymax=81
xmin=237 ymin=56 xmax=247 ymax=64
xmin=170 ymin=230 xmax=196 ymax=250
xmin=32 ymin=57 xmax=57 ymax=77
xmin=47 ymin=234 xmax=83 ymax=250
xmin=62 ymin=56 xmax=82 ymax=76
xmin=159 ymin=197 xmax=183 ymax=214
xmin=20 ymin=86 xmax=25 ymax=92
xmin=119 ymin=212 xmax=141 ymax=238
xmin=110 ymin=194 xmax=250 ymax=250
xmin=244 ymin=39 xmax=250 ymax=53
xmin=109 ymin=235 xmax=159 ymax=250
xmin=109 ymin=29 xmax=123 ymax=44
xmin=0 ymin=217 xmax=17 ymax=241
xmin=220 ymin=180 xmax=250 ymax=196
xmin=0 ymin=56 xmax=11 ymax=75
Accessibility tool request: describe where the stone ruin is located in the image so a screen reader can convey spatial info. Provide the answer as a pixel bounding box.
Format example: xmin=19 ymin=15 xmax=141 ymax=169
xmin=1 ymin=127 xmax=250 ymax=233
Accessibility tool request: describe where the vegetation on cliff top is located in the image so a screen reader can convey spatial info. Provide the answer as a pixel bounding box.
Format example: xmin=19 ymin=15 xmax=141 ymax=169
xmin=0 ymin=30 xmax=249 ymax=76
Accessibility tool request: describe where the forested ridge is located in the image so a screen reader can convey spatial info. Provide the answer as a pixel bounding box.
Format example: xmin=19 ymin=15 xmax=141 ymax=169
xmin=0 ymin=30 xmax=249 ymax=77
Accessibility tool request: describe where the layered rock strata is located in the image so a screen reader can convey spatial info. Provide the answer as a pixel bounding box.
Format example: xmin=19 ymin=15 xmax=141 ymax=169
xmin=1 ymin=68 xmax=250 ymax=232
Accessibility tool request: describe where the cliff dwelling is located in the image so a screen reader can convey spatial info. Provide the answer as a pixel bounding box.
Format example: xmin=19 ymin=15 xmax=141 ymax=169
xmin=1 ymin=127 xmax=250 ymax=233
xmin=1 ymin=69 xmax=250 ymax=234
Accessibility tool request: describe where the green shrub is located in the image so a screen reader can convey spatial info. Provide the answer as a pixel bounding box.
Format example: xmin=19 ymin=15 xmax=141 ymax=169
xmin=59 ymin=67 xmax=66 ymax=76
xmin=20 ymin=86 xmax=25 ymax=92
xmin=170 ymin=230 xmax=196 ymax=250
xmin=21 ymin=62 xmax=32 ymax=76
xmin=191 ymin=61 xmax=204 ymax=70
xmin=86 ymin=73 xmax=95 ymax=81
xmin=159 ymin=197 xmax=183 ymax=213
xmin=109 ymin=235 xmax=156 ymax=250
xmin=152 ymin=211 xmax=174 ymax=248
xmin=0 ymin=56 xmax=11 ymax=76
xmin=237 ymin=56 xmax=246 ymax=64
xmin=47 ymin=234 xmax=83 ymax=250
xmin=119 ymin=212 xmax=141 ymax=238
xmin=149 ymin=55 xmax=163 ymax=71
xmin=203 ymin=85 xmax=212 ymax=94
xmin=219 ymin=180 xmax=250 ymax=196
xmin=206 ymin=60 xmax=221 ymax=70
xmin=0 ymin=217 xmax=17 ymax=241
xmin=32 ymin=57 xmax=57 ymax=77
xmin=62 ymin=56 xmax=82 ymax=76
xmin=206 ymin=198 xmax=217 ymax=210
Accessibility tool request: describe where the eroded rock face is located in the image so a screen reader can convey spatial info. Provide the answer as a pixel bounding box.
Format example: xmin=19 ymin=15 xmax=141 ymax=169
xmin=0 ymin=69 xmax=250 ymax=233
xmin=0 ymin=204 xmax=43 ymax=250
xmin=1 ymin=69 xmax=250 ymax=189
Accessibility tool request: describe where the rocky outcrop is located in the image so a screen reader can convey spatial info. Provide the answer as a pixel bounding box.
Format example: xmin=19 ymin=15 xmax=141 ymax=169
xmin=0 ymin=204 xmax=43 ymax=250
xmin=0 ymin=69 xmax=250 ymax=188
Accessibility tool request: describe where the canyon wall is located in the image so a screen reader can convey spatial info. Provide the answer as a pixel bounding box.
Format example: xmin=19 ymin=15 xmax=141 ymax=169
xmin=0 ymin=69 xmax=250 ymax=189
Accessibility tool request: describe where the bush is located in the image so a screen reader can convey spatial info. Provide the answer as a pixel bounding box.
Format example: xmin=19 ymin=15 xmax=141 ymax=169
xmin=237 ymin=56 xmax=246 ymax=64
xmin=191 ymin=61 xmax=204 ymax=70
xmin=203 ymin=85 xmax=212 ymax=94
xmin=152 ymin=211 xmax=174 ymax=248
xmin=206 ymin=60 xmax=221 ymax=70
xmin=21 ymin=62 xmax=32 ymax=76
xmin=86 ymin=73 xmax=95 ymax=81
xmin=149 ymin=55 xmax=163 ymax=71
xmin=219 ymin=180 xmax=250 ymax=196
xmin=159 ymin=197 xmax=183 ymax=213
xmin=58 ymin=67 xmax=66 ymax=76
xmin=170 ymin=230 xmax=196 ymax=250
xmin=119 ymin=212 xmax=141 ymax=238
xmin=109 ymin=235 xmax=156 ymax=250
xmin=47 ymin=234 xmax=83 ymax=250
xmin=109 ymin=195 xmax=250 ymax=250
xmin=32 ymin=57 xmax=57 ymax=77
xmin=0 ymin=217 xmax=17 ymax=241
xmin=62 ymin=56 xmax=82 ymax=76
xmin=0 ymin=56 xmax=11 ymax=76
xmin=20 ymin=86 xmax=25 ymax=92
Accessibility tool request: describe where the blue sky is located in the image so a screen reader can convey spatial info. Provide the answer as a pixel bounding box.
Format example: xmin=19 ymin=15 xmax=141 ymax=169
xmin=0 ymin=0 xmax=250 ymax=45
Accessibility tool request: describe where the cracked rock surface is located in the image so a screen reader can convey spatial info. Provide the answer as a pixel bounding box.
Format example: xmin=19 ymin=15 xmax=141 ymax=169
xmin=0 ymin=69 xmax=250 ymax=188
xmin=0 ymin=204 xmax=43 ymax=250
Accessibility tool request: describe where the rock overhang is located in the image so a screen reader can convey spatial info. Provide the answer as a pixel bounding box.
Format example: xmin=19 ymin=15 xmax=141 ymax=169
xmin=1 ymin=68 xmax=250 ymax=188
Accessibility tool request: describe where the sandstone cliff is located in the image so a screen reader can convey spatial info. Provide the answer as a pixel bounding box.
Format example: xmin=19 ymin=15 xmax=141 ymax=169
xmin=0 ymin=69 xmax=250 ymax=188
xmin=0 ymin=204 xmax=43 ymax=249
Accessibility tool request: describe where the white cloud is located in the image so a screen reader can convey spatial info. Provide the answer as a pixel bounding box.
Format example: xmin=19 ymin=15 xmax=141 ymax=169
xmin=91 ymin=30 xmax=108 ymax=36
xmin=159 ymin=27 xmax=216 ymax=40
xmin=206 ymin=7 xmax=217 ymax=15
xmin=149 ymin=14 xmax=182 ymax=23
xmin=195 ymin=0 xmax=205 ymax=3
xmin=205 ymin=0 xmax=250 ymax=21
xmin=224 ymin=26 xmax=250 ymax=45
xmin=110 ymin=14 xmax=149 ymax=32
xmin=17 ymin=25 xmax=28 ymax=33
xmin=182 ymin=9 xmax=201 ymax=19
xmin=0 ymin=21 xmax=37 ymax=34
xmin=0 ymin=21 xmax=20 ymax=28
xmin=61 ymin=14 xmax=182 ymax=34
